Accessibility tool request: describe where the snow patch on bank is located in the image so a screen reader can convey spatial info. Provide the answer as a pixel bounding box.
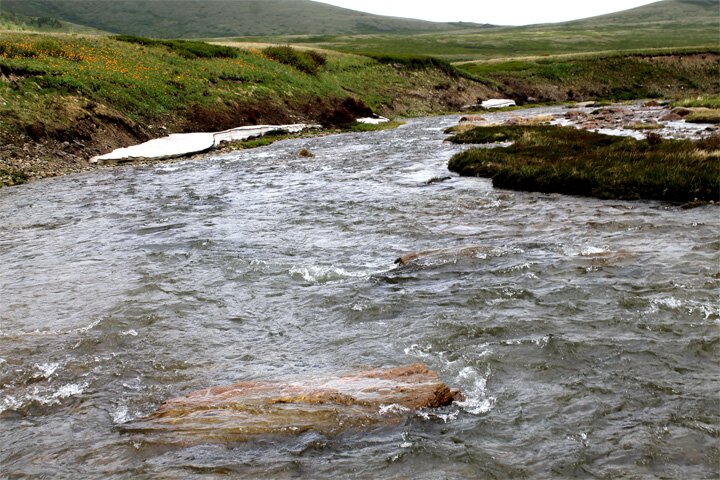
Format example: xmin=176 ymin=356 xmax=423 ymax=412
xmin=91 ymin=124 xmax=320 ymax=163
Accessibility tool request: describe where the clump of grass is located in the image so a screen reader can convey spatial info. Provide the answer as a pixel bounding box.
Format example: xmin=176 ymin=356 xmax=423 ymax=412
xmin=685 ymin=108 xmax=720 ymax=124
xmin=448 ymin=125 xmax=720 ymax=203
xmin=357 ymin=52 xmax=471 ymax=79
xmin=673 ymin=95 xmax=720 ymax=109
xmin=262 ymin=46 xmax=326 ymax=75
xmin=345 ymin=120 xmax=404 ymax=132
xmin=0 ymin=168 xmax=28 ymax=186
xmin=114 ymin=35 xmax=239 ymax=59
xmin=447 ymin=125 xmax=537 ymax=144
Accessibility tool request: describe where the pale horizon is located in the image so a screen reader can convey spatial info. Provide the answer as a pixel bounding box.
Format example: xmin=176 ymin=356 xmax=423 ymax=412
xmin=316 ymin=0 xmax=661 ymax=26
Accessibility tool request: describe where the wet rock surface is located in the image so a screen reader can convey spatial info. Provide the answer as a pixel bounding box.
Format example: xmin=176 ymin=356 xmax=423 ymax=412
xmin=121 ymin=364 xmax=462 ymax=444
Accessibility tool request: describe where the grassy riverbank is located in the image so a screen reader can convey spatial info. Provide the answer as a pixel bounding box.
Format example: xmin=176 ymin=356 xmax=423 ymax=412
xmin=459 ymin=49 xmax=720 ymax=103
xmin=1 ymin=31 xmax=719 ymax=188
xmin=448 ymin=126 xmax=720 ymax=204
xmin=0 ymin=33 xmax=493 ymax=184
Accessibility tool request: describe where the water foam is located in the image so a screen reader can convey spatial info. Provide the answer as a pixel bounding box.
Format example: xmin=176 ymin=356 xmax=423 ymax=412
xmin=0 ymin=382 xmax=88 ymax=414
xmin=289 ymin=265 xmax=370 ymax=284
xmin=454 ymin=366 xmax=496 ymax=415
xmin=34 ymin=362 xmax=60 ymax=378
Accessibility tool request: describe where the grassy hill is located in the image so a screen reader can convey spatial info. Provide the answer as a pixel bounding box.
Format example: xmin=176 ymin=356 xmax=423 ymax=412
xmin=1 ymin=0 xmax=481 ymax=38
xmin=243 ymin=0 xmax=719 ymax=61
xmin=560 ymin=0 xmax=719 ymax=27
xmin=0 ymin=11 xmax=105 ymax=34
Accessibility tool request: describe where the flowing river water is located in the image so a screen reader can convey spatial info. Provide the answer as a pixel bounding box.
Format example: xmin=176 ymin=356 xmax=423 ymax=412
xmin=1 ymin=108 xmax=718 ymax=478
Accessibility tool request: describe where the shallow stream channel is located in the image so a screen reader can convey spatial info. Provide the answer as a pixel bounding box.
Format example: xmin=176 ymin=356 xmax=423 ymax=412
xmin=1 ymin=107 xmax=718 ymax=478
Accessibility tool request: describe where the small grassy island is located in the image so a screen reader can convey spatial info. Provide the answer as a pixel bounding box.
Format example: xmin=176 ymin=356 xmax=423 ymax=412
xmin=447 ymin=125 xmax=720 ymax=204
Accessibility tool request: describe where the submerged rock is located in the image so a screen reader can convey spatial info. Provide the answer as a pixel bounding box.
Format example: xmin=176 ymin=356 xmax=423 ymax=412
xmin=395 ymin=245 xmax=493 ymax=267
xmin=121 ymin=364 xmax=462 ymax=443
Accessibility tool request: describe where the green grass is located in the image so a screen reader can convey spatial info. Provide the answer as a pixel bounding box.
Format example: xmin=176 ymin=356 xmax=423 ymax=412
xmin=262 ymin=46 xmax=326 ymax=75
xmin=114 ymin=36 xmax=241 ymax=59
xmin=356 ymin=53 xmax=469 ymax=79
xmin=232 ymin=1 xmax=719 ymax=62
xmin=2 ymin=0 xmax=476 ymax=38
xmin=0 ymin=168 xmax=29 ymax=186
xmin=0 ymin=33 xmax=478 ymax=142
xmin=345 ymin=120 xmax=405 ymax=132
xmin=0 ymin=11 xmax=104 ymax=34
xmin=673 ymin=95 xmax=720 ymax=108
xmin=457 ymin=49 xmax=720 ymax=102
xmin=685 ymin=109 xmax=720 ymax=124
xmin=448 ymin=125 xmax=720 ymax=203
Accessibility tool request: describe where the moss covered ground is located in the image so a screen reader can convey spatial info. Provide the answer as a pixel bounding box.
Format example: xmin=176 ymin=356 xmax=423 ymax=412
xmin=448 ymin=125 xmax=720 ymax=204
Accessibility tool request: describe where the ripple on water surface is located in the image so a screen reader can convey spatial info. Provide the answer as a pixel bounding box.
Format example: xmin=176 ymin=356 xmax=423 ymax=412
xmin=0 ymin=109 xmax=718 ymax=478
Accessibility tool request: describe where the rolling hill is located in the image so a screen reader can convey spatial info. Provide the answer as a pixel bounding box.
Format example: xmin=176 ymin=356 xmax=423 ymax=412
xmin=251 ymin=0 xmax=719 ymax=61
xmin=558 ymin=0 xmax=719 ymax=27
xmin=0 ymin=0 xmax=482 ymax=38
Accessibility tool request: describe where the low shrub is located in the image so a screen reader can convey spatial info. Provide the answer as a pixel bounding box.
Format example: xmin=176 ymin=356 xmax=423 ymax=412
xmin=262 ymin=46 xmax=326 ymax=75
xmin=358 ymin=52 xmax=469 ymax=79
xmin=114 ymin=35 xmax=239 ymax=59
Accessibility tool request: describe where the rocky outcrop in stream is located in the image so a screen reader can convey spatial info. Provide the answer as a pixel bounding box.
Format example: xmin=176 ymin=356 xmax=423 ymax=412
xmin=121 ymin=364 xmax=462 ymax=444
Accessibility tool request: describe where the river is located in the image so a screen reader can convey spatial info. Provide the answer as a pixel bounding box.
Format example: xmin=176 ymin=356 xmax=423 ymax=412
xmin=1 ymin=109 xmax=718 ymax=478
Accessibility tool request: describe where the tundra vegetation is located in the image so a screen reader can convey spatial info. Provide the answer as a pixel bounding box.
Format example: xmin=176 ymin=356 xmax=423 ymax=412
xmin=447 ymin=126 xmax=720 ymax=204
xmin=0 ymin=0 xmax=719 ymax=190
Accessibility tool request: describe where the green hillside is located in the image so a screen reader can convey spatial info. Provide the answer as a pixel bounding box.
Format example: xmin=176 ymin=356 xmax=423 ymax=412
xmin=1 ymin=0 xmax=480 ymax=38
xmin=245 ymin=0 xmax=719 ymax=61
xmin=0 ymin=11 xmax=105 ymax=34
xmin=559 ymin=0 xmax=719 ymax=27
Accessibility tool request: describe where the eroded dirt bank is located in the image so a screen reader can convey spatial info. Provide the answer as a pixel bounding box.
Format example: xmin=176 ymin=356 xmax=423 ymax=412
xmin=0 ymin=78 xmax=494 ymax=186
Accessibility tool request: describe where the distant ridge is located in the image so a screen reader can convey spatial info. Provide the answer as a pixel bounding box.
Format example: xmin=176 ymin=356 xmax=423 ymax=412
xmin=555 ymin=0 xmax=720 ymax=27
xmin=1 ymin=0 xmax=484 ymax=38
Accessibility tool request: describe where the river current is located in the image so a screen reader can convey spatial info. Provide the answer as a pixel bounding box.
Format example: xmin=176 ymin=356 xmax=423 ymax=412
xmin=1 ymin=109 xmax=718 ymax=478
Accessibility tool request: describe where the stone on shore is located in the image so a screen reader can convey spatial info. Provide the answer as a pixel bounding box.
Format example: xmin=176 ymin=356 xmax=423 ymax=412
xmin=121 ymin=364 xmax=462 ymax=444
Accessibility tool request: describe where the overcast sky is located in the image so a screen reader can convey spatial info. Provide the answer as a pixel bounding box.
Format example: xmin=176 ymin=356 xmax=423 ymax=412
xmin=316 ymin=0 xmax=660 ymax=26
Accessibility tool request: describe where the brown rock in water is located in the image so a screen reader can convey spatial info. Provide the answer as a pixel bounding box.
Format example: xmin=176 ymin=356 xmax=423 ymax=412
xmin=565 ymin=110 xmax=588 ymax=119
xmin=459 ymin=115 xmax=487 ymax=123
xmin=121 ymin=364 xmax=462 ymax=444
xmin=671 ymin=107 xmax=692 ymax=118
xmin=660 ymin=112 xmax=684 ymax=122
xmin=395 ymin=245 xmax=493 ymax=267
